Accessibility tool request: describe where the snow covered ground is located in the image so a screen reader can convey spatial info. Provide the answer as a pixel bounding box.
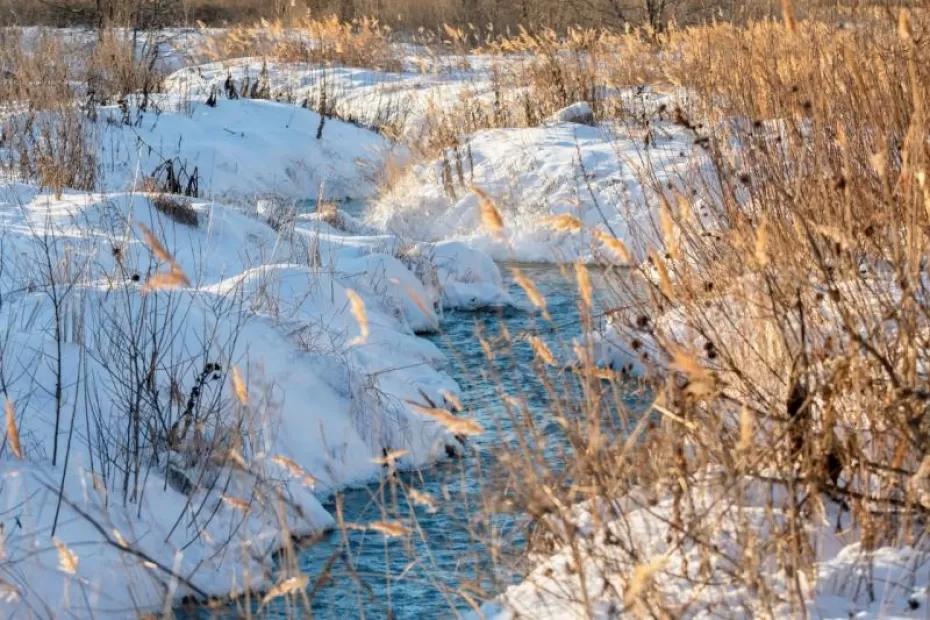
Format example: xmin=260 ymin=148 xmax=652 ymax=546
xmin=2 ymin=29 xmax=914 ymax=619
xmin=164 ymin=56 xmax=706 ymax=264
xmin=164 ymin=55 xmax=503 ymax=141
xmin=0 ymin=89 xmax=511 ymax=615
xmin=95 ymin=96 xmax=391 ymax=202
xmin=369 ymin=115 xmax=700 ymax=263
xmin=480 ymin=477 xmax=930 ymax=619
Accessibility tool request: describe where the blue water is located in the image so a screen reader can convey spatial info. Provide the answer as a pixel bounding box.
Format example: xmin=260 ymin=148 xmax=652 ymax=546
xmin=188 ymin=264 xmax=640 ymax=618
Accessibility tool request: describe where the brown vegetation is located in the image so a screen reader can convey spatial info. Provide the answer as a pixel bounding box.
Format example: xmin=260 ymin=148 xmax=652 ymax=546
xmin=2 ymin=0 xmax=929 ymax=615
xmin=0 ymin=0 xmax=788 ymax=29
xmin=478 ymin=6 xmax=930 ymax=616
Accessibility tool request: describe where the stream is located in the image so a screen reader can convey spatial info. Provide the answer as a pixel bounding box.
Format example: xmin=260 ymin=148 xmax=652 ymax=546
xmin=191 ymin=203 xmax=637 ymax=618
xmin=281 ymin=265 xmax=590 ymax=619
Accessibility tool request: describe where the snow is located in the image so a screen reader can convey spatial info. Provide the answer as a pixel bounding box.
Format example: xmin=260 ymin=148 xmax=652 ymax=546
xmin=0 ymin=54 xmax=523 ymax=608
xmin=163 ymin=57 xmax=502 ymax=141
xmin=160 ymin=59 xmax=708 ymax=265
xmin=546 ymin=101 xmax=595 ymax=126
xmin=368 ymin=118 xmax=702 ymax=263
xmin=93 ymin=96 xmax=391 ymax=202
xmin=0 ymin=170 xmax=508 ymax=615
xmin=3 ymin=29 xmax=913 ymax=620
xmin=480 ymin=477 xmax=930 ymax=619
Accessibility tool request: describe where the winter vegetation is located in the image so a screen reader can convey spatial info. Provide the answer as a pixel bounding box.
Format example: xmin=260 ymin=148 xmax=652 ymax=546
xmin=0 ymin=0 xmax=928 ymax=618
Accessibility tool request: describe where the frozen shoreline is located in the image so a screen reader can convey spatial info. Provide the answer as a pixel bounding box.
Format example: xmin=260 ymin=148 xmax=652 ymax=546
xmin=0 ymin=89 xmax=513 ymax=615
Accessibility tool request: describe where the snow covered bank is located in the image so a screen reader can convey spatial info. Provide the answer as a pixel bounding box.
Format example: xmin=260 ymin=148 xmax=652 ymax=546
xmin=92 ymin=96 xmax=390 ymax=202
xmin=160 ymin=58 xmax=708 ymax=265
xmin=164 ymin=57 xmax=501 ymax=140
xmin=0 ymin=180 xmax=507 ymax=616
xmin=482 ymin=477 xmax=930 ymax=619
xmin=368 ymin=115 xmax=702 ymax=263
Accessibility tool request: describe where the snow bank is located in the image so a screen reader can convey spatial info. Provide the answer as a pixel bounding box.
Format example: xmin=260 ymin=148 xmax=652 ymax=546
xmin=291 ymin=225 xmax=514 ymax=312
xmin=160 ymin=60 xmax=707 ymax=266
xmin=368 ymin=118 xmax=702 ymax=263
xmin=0 ymin=180 xmax=504 ymax=616
xmin=164 ymin=58 xmax=500 ymax=141
xmin=546 ymin=101 xmax=595 ymax=126
xmin=94 ymin=96 xmax=389 ymax=203
xmin=482 ymin=478 xmax=930 ymax=619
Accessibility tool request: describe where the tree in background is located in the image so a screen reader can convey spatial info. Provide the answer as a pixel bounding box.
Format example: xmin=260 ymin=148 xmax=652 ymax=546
xmin=0 ymin=0 xmax=783 ymax=29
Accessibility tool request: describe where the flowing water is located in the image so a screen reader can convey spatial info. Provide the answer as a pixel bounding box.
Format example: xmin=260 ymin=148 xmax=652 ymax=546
xmin=191 ymin=203 xmax=640 ymax=618
xmin=281 ymin=265 xmax=589 ymax=619
xmin=261 ymin=265 xmax=644 ymax=619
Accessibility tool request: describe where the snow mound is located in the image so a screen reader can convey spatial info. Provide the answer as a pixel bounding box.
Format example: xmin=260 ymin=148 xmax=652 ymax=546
xmin=368 ymin=121 xmax=702 ymax=263
xmin=164 ymin=58 xmax=500 ymax=141
xmin=546 ymin=101 xmax=595 ymax=126
xmin=482 ymin=478 xmax=930 ymax=619
xmin=0 ymin=182 xmax=490 ymax=616
xmin=94 ymin=97 xmax=389 ymax=203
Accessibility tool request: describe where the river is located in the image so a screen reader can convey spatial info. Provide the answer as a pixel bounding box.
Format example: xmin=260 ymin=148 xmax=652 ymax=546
xmin=188 ymin=212 xmax=631 ymax=618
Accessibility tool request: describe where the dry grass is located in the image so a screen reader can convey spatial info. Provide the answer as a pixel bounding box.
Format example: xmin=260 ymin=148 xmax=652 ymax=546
xmin=202 ymin=15 xmax=401 ymax=71
xmin=0 ymin=27 xmax=164 ymax=195
xmin=472 ymin=7 xmax=930 ymax=617
xmin=2 ymin=3 xmax=929 ymax=617
xmin=151 ymin=194 xmax=200 ymax=226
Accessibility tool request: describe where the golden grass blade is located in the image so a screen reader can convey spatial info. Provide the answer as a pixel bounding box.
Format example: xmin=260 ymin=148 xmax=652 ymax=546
xmin=898 ymin=8 xmax=911 ymax=41
xmin=225 ymin=448 xmax=247 ymax=469
xmin=917 ymin=170 xmax=930 ymax=222
xmin=473 ymin=186 xmax=504 ymax=236
xmin=658 ymin=200 xmax=679 ymax=260
xmin=271 ymin=455 xmax=317 ymax=488
xmin=138 ymin=224 xmax=174 ymax=264
xmin=590 ymin=367 xmax=618 ymax=381
xmin=407 ymin=402 xmax=484 ymax=436
xmin=754 ymin=218 xmax=769 ymax=268
xmin=781 ymin=0 xmax=796 ymax=33
xmin=221 ymin=495 xmax=251 ymax=512
xmin=669 ymin=348 xmax=715 ymax=397
xmin=346 ymin=289 xmax=369 ymax=345
xmin=261 ymin=575 xmax=309 ymax=605
xmin=409 ymin=488 xmax=438 ymax=513
xmin=529 ymin=336 xmax=556 ymax=366
xmin=54 ymin=539 xmax=79 ymax=575
xmin=575 ymin=262 xmax=592 ymax=309
xmin=651 ymin=252 xmax=675 ymax=301
xmin=142 ymin=266 xmax=191 ymax=293
xmin=511 ymin=268 xmax=550 ymax=320
xmin=369 ymin=520 xmax=410 ymax=537
xmin=231 ymin=366 xmax=248 ymax=406
xmin=543 ymin=214 xmax=583 ymax=232
xmin=592 ymin=229 xmax=633 ymax=265
xmin=5 ymin=400 xmax=21 ymax=460
xmin=624 ymin=555 xmax=669 ymax=605
xmin=738 ymin=405 xmax=753 ymax=453
xmin=406 ymin=289 xmax=434 ymax=321
xmin=112 ymin=528 xmax=129 ymax=549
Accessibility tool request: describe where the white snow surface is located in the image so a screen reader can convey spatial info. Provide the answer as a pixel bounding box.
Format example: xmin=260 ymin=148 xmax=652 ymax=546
xmin=2 ymin=36 xmax=914 ymax=619
xmin=481 ymin=477 xmax=930 ymax=619
xmin=162 ymin=59 xmax=707 ymax=264
xmin=164 ymin=57 xmax=501 ymax=140
xmin=0 ymin=175 xmax=508 ymax=616
xmin=369 ymin=119 xmax=703 ymax=263
xmin=93 ymin=96 xmax=390 ymax=202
